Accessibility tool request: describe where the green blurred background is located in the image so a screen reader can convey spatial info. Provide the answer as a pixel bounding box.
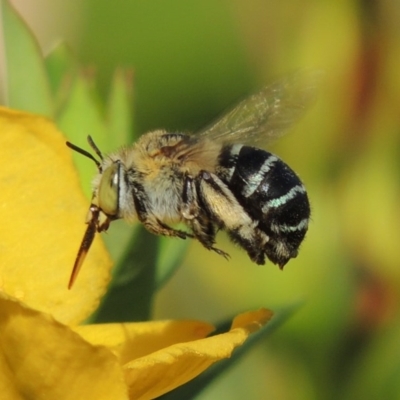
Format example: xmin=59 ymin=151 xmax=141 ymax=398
xmin=3 ymin=0 xmax=400 ymax=398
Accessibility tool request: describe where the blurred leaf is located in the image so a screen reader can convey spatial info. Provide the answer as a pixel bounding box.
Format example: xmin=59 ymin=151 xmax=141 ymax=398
xmin=56 ymin=72 xmax=108 ymax=198
xmin=87 ymin=224 xmax=189 ymax=323
xmin=106 ymin=68 xmax=135 ymax=148
xmin=89 ymin=226 xmax=159 ymax=323
xmin=78 ymin=0 xmax=254 ymax=133
xmin=156 ymin=236 xmax=189 ymax=289
xmin=338 ymin=123 xmax=400 ymax=281
xmin=1 ymin=0 xmax=53 ymax=116
xmin=342 ymin=320 xmax=400 ymax=400
xmin=101 ymin=220 xmax=137 ymax=267
xmin=45 ymin=42 xmax=79 ymax=111
xmin=158 ymin=305 xmax=298 ymax=400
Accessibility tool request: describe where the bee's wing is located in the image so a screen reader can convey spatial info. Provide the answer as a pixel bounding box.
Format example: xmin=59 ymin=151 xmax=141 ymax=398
xmin=197 ymin=70 xmax=322 ymax=146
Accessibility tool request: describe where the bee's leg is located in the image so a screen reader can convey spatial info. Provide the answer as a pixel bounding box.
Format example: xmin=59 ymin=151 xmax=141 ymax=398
xmin=190 ymin=214 xmax=230 ymax=259
xmin=132 ymin=183 xmax=191 ymax=239
xmin=196 ymin=171 xmax=267 ymax=264
xmin=141 ymin=215 xmax=192 ymax=239
xmin=155 ymin=219 xmax=194 ymax=239
xmin=181 ymin=175 xmax=229 ymax=259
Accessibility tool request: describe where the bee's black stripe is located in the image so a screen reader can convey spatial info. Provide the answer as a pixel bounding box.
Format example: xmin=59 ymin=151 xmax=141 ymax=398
xmin=242 ymin=154 xmax=278 ymax=197
xmin=270 ymin=218 xmax=309 ymax=234
xmin=259 ymin=189 xmax=310 ymax=256
xmin=216 ymin=143 xmax=310 ymax=267
xmin=270 ymin=191 xmax=310 ymax=227
xmin=254 ymin=161 xmax=303 ymax=204
xmin=221 ymin=146 xmax=302 ymax=222
xmin=217 ymin=144 xmax=243 ymax=181
xmin=227 ymin=146 xmax=273 ymax=195
xmin=199 ymin=171 xmax=229 ymax=199
xmin=130 ymin=178 xmax=149 ymax=222
xmin=261 ymin=184 xmax=306 ymax=211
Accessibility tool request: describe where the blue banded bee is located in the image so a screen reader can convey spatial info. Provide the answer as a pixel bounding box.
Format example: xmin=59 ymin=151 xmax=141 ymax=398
xmin=66 ymin=71 xmax=319 ymax=288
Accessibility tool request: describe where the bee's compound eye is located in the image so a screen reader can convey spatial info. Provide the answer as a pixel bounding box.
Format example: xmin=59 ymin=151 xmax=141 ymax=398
xmin=98 ymin=163 xmax=119 ymax=216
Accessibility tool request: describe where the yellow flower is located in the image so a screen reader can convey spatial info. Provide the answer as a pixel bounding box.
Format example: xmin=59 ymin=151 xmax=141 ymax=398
xmin=0 ymin=107 xmax=273 ymax=399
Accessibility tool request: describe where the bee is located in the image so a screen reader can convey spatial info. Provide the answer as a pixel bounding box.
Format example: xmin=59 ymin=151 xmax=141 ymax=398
xmin=66 ymin=71 xmax=319 ymax=288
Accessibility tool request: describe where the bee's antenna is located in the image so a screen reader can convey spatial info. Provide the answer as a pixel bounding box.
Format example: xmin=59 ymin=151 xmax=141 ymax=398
xmin=66 ymin=138 xmax=102 ymax=171
xmin=87 ymin=135 xmax=104 ymax=161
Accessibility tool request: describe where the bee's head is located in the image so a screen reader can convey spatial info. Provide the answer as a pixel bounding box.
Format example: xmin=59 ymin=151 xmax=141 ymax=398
xmin=92 ymin=160 xmax=121 ymax=220
xmin=66 ymin=136 xmax=120 ymax=289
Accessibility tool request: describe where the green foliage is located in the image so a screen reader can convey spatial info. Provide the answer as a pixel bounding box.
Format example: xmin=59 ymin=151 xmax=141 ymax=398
xmin=1 ymin=0 xmax=53 ymax=116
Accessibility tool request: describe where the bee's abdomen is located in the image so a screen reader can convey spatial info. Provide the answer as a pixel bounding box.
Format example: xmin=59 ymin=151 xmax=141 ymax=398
xmin=217 ymin=144 xmax=310 ymax=267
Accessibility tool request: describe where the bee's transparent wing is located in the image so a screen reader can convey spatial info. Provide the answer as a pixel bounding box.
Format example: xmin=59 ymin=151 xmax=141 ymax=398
xmin=197 ymin=70 xmax=322 ymax=146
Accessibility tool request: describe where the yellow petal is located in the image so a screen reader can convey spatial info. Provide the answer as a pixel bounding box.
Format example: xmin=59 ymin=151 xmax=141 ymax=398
xmin=123 ymin=308 xmax=273 ymax=400
xmin=0 ymin=293 xmax=128 ymax=400
xmin=0 ymin=107 xmax=112 ymax=325
xmin=230 ymin=308 xmax=274 ymax=331
xmin=74 ymin=320 xmax=215 ymax=363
